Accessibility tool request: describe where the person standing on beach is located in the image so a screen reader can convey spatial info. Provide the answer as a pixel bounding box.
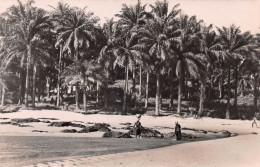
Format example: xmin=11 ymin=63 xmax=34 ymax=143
xmin=252 ymin=114 xmax=258 ymax=128
xmin=175 ymin=122 xmax=182 ymax=140
xmin=134 ymin=115 xmax=142 ymax=139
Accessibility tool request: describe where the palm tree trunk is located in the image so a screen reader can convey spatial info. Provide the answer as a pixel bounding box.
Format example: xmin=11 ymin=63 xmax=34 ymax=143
xmin=219 ymin=78 xmax=223 ymax=98
xmin=169 ymin=78 xmax=173 ymax=110
xmin=83 ymin=90 xmax=87 ymax=112
xmin=123 ymin=65 xmax=128 ymax=115
xmin=139 ymin=66 xmax=142 ymax=96
xmin=18 ymin=67 xmax=23 ymax=105
xmin=177 ymin=73 xmax=183 ymax=114
xmin=75 ymin=84 xmax=80 ymax=110
xmin=208 ymin=75 xmax=212 ymax=105
xmin=46 ymin=77 xmax=50 ymax=98
xmin=198 ymin=76 xmax=206 ymax=117
xmin=32 ymin=64 xmax=37 ymax=108
xmin=25 ymin=45 xmax=31 ymax=107
xmin=104 ymin=70 xmax=109 ymax=110
xmin=226 ymin=63 xmax=231 ymax=119
xmin=132 ymin=65 xmax=135 ymax=93
xmin=1 ymin=87 xmax=5 ymax=108
xmin=234 ymin=62 xmax=238 ymax=113
xmin=38 ymin=76 xmax=41 ymax=103
xmin=155 ymin=72 xmax=160 ymax=116
xmin=253 ymin=73 xmax=258 ymax=113
xmin=241 ymin=83 xmax=245 ymax=96
xmin=145 ymin=72 xmax=149 ymax=108
xmin=96 ymin=82 xmax=99 ymax=103
xmin=159 ymin=81 xmax=162 ymax=111
xmin=219 ymin=70 xmax=224 ymax=99
xmin=56 ymin=45 xmax=63 ymax=106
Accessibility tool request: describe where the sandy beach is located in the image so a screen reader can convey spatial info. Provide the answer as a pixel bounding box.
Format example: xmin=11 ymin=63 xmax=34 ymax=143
xmin=1 ymin=109 xmax=259 ymax=167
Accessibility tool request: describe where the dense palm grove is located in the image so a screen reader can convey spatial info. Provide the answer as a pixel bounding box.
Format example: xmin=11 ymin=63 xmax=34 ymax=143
xmin=0 ymin=0 xmax=259 ymax=119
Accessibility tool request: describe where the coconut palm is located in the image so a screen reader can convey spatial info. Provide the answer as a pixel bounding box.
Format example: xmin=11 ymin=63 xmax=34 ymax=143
xmin=169 ymin=14 xmax=204 ymax=114
xmin=196 ymin=25 xmax=225 ymax=117
xmin=112 ymin=29 xmax=145 ymax=114
xmin=3 ymin=0 xmax=49 ymax=107
xmin=136 ymin=1 xmax=181 ymax=115
xmin=99 ymin=18 xmax=118 ymax=109
xmin=62 ymin=60 xmax=106 ymax=111
xmin=54 ymin=7 xmax=100 ymax=109
xmin=49 ymin=2 xmax=71 ymax=106
xmin=217 ymin=25 xmax=254 ymax=119
xmin=116 ymin=0 xmax=152 ymax=96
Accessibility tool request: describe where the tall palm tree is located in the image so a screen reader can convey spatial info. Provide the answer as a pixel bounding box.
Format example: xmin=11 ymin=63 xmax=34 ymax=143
xmin=49 ymin=2 xmax=71 ymax=106
xmin=3 ymin=0 xmax=49 ymax=107
xmin=196 ymin=25 xmax=224 ymax=117
xmin=217 ymin=25 xmax=254 ymax=119
xmin=136 ymin=1 xmax=181 ymax=115
xmin=99 ymin=18 xmax=118 ymax=109
xmin=116 ymin=0 xmax=152 ymax=96
xmin=112 ymin=30 xmax=144 ymax=114
xmin=54 ymin=7 xmax=100 ymax=110
xmin=170 ymin=14 xmax=203 ymax=114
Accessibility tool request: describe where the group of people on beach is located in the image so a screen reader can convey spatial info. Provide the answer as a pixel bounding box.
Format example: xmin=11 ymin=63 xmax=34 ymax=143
xmin=133 ymin=114 xmax=182 ymax=140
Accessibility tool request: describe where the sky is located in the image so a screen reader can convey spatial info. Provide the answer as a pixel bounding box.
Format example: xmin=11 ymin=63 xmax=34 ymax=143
xmin=0 ymin=0 xmax=259 ymax=34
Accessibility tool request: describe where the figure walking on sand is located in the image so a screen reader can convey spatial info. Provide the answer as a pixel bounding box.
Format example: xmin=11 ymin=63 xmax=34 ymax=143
xmin=252 ymin=114 xmax=258 ymax=128
xmin=134 ymin=114 xmax=142 ymax=139
xmin=175 ymin=122 xmax=182 ymax=140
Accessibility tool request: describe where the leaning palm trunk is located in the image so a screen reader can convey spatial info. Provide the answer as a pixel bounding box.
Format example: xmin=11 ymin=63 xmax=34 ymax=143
xmin=198 ymin=76 xmax=206 ymax=117
xmin=32 ymin=64 xmax=37 ymax=108
xmin=155 ymin=72 xmax=160 ymax=116
xmin=82 ymin=68 xmax=87 ymax=112
xmin=96 ymin=82 xmax=99 ymax=103
xmin=226 ymin=63 xmax=231 ymax=119
xmin=122 ymin=65 xmax=128 ymax=115
xmin=18 ymin=67 xmax=24 ymax=105
xmin=139 ymin=67 xmax=142 ymax=96
xmin=145 ymin=72 xmax=149 ymax=108
xmin=219 ymin=77 xmax=223 ymax=98
xmin=234 ymin=62 xmax=238 ymax=114
xmin=132 ymin=65 xmax=136 ymax=93
xmin=169 ymin=78 xmax=173 ymax=110
xmin=38 ymin=77 xmax=41 ymax=103
xmin=75 ymin=84 xmax=80 ymax=110
xmin=1 ymin=87 xmax=5 ymax=107
xmin=25 ymin=45 xmax=31 ymax=107
xmin=177 ymin=74 xmax=183 ymax=114
xmin=253 ymin=73 xmax=258 ymax=113
xmin=56 ymin=45 xmax=63 ymax=106
xmin=104 ymin=70 xmax=109 ymax=109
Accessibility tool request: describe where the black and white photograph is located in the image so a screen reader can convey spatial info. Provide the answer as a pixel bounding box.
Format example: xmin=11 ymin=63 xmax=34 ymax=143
xmin=0 ymin=0 xmax=259 ymax=166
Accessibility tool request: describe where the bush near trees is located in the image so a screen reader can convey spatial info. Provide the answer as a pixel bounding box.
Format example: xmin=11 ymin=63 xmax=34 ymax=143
xmin=0 ymin=0 xmax=259 ymax=119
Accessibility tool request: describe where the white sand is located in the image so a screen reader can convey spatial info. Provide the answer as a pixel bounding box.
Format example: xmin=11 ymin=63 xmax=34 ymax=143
xmin=1 ymin=109 xmax=260 ymax=167
xmin=1 ymin=109 xmax=259 ymax=137
xmin=35 ymin=134 xmax=258 ymax=167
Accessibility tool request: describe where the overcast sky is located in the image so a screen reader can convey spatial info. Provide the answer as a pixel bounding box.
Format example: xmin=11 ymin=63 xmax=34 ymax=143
xmin=0 ymin=0 xmax=259 ymax=34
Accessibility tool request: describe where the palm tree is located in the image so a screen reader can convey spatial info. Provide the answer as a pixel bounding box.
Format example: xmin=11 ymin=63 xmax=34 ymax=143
xmin=169 ymin=14 xmax=203 ymax=114
xmin=3 ymin=0 xmax=49 ymax=107
xmin=62 ymin=60 xmax=106 ymax=111
xmin=49 ymin=2 xmax=71 ymax=106
xmin=196 ymin=25 xmax=224 ymax=117
xmin=217 ymin=25 xmax=254 ymax=119
xmin=112 ymin=30 xmax=144 ymax=114
xmin=116 ymin=0 xmax=152 ymax=96
xmin=54 ymin=7 xmax=100 ymax=110
xmin=99 ymin=18 xmax=117 ymax=109
xmin=136 ymin=1 xmax=181 ymax=115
